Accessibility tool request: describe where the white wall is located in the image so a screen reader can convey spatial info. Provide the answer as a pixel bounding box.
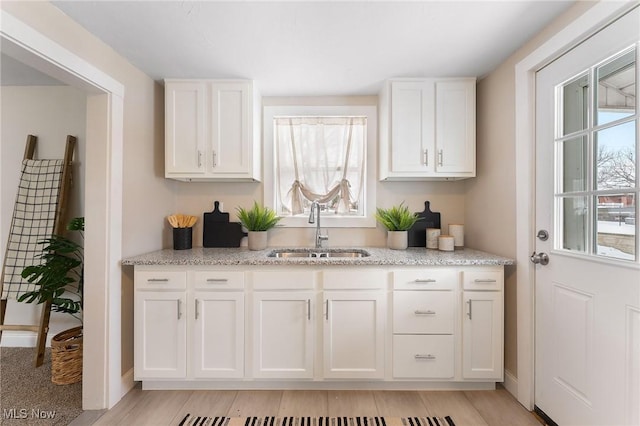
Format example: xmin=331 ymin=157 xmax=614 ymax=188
xmin=466 ymin=0 xmax=598 ymax=382
xmin=0 ymin=85 xmax=86 ymax=345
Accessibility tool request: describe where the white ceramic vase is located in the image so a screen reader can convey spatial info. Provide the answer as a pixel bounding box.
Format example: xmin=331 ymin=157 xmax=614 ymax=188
xmin=248 ymin=231 xmax=268 ymax=251
xmin=387 ymin=230 xmax=408 ymax=250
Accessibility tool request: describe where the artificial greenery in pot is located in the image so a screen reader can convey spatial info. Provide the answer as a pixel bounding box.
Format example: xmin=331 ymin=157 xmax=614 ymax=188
xmin=236 ymin=202 xmax=281 ymax=250
xmin=375 ymin=203 xmax=421 ymax=250
xmin=19 ymin=217 xmax=84 ymax=384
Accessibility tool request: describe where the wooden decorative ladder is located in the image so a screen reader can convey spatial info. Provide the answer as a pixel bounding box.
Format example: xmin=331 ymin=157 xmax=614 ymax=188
xmin=0 ymin=134 xmax=76 ymax=367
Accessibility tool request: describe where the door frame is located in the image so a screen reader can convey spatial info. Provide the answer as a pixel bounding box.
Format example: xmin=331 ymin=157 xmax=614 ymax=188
xmin=514 ymin=1 xmax=638 ymax=410
xmin=0 ymin=10 xmax=127 ymax=409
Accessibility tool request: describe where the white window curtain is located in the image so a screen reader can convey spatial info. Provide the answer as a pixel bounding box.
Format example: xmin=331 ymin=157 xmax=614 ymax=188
xmin=274 ymin=116 xmax=366 ymax=216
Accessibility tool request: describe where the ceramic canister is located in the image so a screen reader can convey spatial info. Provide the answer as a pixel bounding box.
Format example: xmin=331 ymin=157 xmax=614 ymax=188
xmin=438 ymin=235 xmax=455 ymax=251
xmin=449 ymin=224 xmax=464 ymax=248
xmin=426 ymin=228 xmax=441 ymax=249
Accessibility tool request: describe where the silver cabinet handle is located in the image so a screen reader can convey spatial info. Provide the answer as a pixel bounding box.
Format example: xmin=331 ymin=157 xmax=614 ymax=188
xmin=307 ymin=299 xmax=311 ymax=321
xmin=415 ymin=354 xmax=436 ymax=360
xmin=206 ymin=278 xmax=228 ymax=283
xmin=177 ymin=299 xmax=182 ymax=320
xmin=474 ymin=278 xmax=497 ymax=283
xmin=414 ymin=310 xmax=436 ymax=315
xmin=198 ymin=150 xmax=203 ymax=168
xmin=414 ymin=279 xmax=436 ymax=283
xmin=423 ymin=149 xmax=428 ymax=166
xmin=438 ymin=149 xmax=443 ymax=166
xmin=467 ymin=299 xmax=472 ymax=320
xmin=195 ymin=299 xmax=200 ymax=320
xmin=212 ymin=150 xmax=217 ymax=167
xmin=324 ymin=300 xmax=329 ymax=321
xmin=147 ymin=278 xmax=169 ymax=282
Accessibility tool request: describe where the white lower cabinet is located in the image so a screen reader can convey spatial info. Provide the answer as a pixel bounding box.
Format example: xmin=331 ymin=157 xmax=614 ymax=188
xmin=461 ymin=268 xmax=504 ymax=380
xmin=462 ymin=290 xmax=503 ymax=380
xmin=134 ymin=290 xmax=187 ymax=379
xmin=323 ymin=291 xmax=386 ymax=379
xmin=133 ymin=264 xmax=505 ymax=387
xmin=134 ymin=268 xmax=244 ymax=380
xmin=252 ymin=291 xmax=315 ymax=379
xmin=191 ymin=291 xmax=244 ymax=378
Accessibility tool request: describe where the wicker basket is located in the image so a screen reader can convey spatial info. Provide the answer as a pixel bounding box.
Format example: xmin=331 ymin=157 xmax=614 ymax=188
xmin=51 ymin=326 xmax=83 ymax=385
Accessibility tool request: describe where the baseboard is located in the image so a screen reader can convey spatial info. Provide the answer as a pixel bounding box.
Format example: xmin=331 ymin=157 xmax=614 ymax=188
xmin=120 ymin=367 xmax=136 ymax=400
xmin=503 ymin=369 xmax=518 ymax=398
xmin=0 ymin=331 xmax=54 ymax=347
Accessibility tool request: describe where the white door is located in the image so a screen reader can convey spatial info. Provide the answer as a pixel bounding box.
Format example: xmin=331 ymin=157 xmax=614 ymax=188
xmin=535 ymin=7 xmax=640 ymax=425
xmin=191 ymin=291 xmax=244 ymax=378
xmin=252 ymin=291 xmax=314 ymax=379
xmin=323 ymin=291 xmax=385 ymax=379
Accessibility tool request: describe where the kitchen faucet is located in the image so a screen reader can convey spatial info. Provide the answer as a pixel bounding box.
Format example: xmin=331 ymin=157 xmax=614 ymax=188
xmin=308 ymin=200 xmax=329 ymax=249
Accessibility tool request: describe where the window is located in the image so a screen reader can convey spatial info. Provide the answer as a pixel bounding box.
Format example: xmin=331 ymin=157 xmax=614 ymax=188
xmin=264 ymin=105 xmax=377 ymax=227
xmin=556 ymin=46 xmax=638 ymax=261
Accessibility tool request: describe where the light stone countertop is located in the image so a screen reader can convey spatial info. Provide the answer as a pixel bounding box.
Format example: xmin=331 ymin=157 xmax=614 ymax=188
xmin=122 ymin=247 xmax=514 ymax=267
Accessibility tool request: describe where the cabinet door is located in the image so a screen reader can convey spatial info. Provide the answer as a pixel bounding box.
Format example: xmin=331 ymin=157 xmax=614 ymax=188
xmin=134 ymin=291 xmax=187 ymax=379
xmin=435 ymin=79 xmax=475 ymax=174
xmin=462 ymin=291 xmax=503 ymax=379
xmin=165 ymin=81 xmax=207 ymax=176
xmin=252 ymin=291 xmax=314 ymax=379
xmin=323 ymin=291 xmax=386 ymax=379
xmin=390 ymin=81 xmax=435 ymax=174
xmin=192 ymin=291 xmax=244 ymax=378
xmin=209 ymin=82 xmax=251 ymax=176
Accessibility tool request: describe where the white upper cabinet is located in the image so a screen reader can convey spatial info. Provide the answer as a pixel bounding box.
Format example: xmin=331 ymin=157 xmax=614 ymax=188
xmin=379 ymin=78 xmax=476 ymax=180
xmin=164 ymin=79 xmax=261 ymax=181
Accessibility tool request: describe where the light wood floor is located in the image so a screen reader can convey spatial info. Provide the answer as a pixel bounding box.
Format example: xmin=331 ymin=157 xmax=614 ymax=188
xmin=71 ymin=386 xmax=544 ymax=426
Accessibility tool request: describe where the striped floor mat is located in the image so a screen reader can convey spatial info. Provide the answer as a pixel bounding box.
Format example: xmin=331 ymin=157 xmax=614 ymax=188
xmin=178 ymin=416 xmax=455 ymax=426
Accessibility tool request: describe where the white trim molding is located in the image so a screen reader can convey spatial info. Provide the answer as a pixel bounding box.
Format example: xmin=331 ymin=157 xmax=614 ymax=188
xmin=1 ymin=9 xmax=126 ymax=410
xmin=514 ymin=1 xmax=638 ymax=410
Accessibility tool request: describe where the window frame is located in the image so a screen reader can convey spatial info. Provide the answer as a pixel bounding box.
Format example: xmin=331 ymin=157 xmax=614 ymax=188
xmin=263 ymin=105 xmax=377 ymax=228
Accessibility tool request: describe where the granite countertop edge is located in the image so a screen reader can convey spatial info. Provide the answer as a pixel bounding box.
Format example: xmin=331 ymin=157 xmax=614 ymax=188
xmin=122 ymin=247 xmax=515 ymax=267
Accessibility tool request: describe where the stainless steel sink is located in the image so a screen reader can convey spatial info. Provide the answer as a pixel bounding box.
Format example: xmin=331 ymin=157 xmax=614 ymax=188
xmin=268 ymin=249 xmax=370 ymax=258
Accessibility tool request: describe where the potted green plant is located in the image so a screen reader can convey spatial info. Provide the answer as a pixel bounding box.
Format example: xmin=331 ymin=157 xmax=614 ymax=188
xmin=19 ymin=217 xmax=84 ymax=384
xmin=375 ymin=203 xmax=421 ymax=249
xmin=236 ymin=202 xmax=281 ymax=250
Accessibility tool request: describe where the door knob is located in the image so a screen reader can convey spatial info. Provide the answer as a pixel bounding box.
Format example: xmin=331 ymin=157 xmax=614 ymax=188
xmin=530 ymin=251 xmax=549 ymax=265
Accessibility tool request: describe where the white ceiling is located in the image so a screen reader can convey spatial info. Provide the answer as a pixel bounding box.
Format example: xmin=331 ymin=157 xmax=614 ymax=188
xmin=3 ymin=1 xmax=576 ymax=94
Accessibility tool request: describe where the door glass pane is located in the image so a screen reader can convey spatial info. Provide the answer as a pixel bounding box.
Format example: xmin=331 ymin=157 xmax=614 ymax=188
xmin=596 ymin=49 xmax=636 ymax=126
xmin=595 ymin=121 xmax=636 ymax=190
xmin=562 ymin=74 xmax=589 ymax=136
xmin=596 ymin=194 xmax=636 ymax=260
xmin=561 ymin=196 xmax=588 ymax=252
xmin=560 ymin=135 xmax=588 ymax=192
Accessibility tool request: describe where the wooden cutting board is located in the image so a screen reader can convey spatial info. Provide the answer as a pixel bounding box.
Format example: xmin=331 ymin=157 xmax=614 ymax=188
xmin=203 ymin=201 xmax=247 ymax=247
xmin=408 ymin=201 xmax=441 ymax=247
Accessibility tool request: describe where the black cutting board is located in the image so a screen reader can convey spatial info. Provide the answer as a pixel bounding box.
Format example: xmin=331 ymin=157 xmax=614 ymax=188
xmin=203 ymin=201 xmax=247 ymax=247
xmin=408 ymin=201 xmax=441 ymax=247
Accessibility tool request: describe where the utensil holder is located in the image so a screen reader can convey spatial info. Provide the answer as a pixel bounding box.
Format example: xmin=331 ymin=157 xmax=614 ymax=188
xmin=173 ymin=227 xmax=193 ymax=250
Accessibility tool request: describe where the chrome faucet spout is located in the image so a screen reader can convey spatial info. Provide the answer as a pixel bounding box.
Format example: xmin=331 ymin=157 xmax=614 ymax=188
xmin=309 ymin=200 xmax=328 ymax=248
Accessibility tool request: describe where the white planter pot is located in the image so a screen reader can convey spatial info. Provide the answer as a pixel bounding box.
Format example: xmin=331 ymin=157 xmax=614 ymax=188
xmin=387 ymin=230 xmax=408 ymax=250
xmin=248 ymin=231 xmax=268 ymax=251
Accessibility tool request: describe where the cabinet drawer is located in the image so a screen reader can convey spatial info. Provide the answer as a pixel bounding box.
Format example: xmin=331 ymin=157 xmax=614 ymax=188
xmin=462 ymin=269 xmax=503 ymax=291
xmin=323 ymin=269 xmax=386 ymax=290
xmin=135 ymin=270 xmax=187 ymax=290
xmin=252 ymin=270 xmax=315 ymax=290
xmin=393 ymin=269 xmax=457 ymax=290
xmin=393 ymin=291 xmax=454 ymax=334
xmin=393 ymin=335 xmax=454 ymax=379
xmin=192 ymin=271 xmax=244 ymax=290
